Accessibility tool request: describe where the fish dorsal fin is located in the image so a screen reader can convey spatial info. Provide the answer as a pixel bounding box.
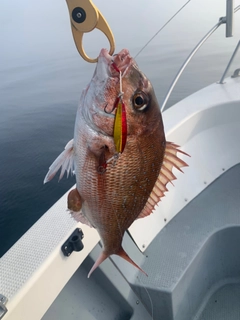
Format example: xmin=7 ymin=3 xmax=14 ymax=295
xmin=44 ymin=139 xmax=74 ymax=183
xmin=138 ymin=142 xmax=189 ymax=219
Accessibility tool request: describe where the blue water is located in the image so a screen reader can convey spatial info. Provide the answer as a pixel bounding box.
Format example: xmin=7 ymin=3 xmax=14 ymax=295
xmin=1 ymin=0 xmax=240 ymax=257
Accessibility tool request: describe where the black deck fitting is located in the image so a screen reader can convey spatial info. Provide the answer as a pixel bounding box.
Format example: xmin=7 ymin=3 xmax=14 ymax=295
xmin=61 ymin=228 xmax=84 ymax=257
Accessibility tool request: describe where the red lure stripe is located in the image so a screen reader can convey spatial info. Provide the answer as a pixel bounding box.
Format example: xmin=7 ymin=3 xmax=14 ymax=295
xmin=113 ymin=101 xmax=127 ymax=154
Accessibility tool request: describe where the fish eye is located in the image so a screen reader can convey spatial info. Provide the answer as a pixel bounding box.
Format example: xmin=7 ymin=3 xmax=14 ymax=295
xmin=132 ymin=91 xmax=149 ymax=111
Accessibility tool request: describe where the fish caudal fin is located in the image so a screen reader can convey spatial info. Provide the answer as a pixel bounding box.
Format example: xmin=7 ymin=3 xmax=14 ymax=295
xmin=138 ymin=141 xmax=190 ymax=218
xmin=87 ymin=247 xmax=147 ymax=278
xmin=117 ymin=247 xmax=148 ymax=276
xmin=44 ymin=139 xmax=74 ymax=183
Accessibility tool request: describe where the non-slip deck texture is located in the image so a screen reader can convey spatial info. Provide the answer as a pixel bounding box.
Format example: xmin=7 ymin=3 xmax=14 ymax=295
xmin=132 ymin=164 xmax=240 ymax=320
xmin=0 ymin=191 xmax=77 ymax=299
xmin=198 ymin=283 xmax=240 ymax=320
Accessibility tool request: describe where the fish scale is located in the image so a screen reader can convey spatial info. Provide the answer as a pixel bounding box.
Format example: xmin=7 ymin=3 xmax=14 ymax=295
xmin=77 ymin=132 xmax=164 ymax=271
xmin=44 ymin=48 xmax=189 ymax=277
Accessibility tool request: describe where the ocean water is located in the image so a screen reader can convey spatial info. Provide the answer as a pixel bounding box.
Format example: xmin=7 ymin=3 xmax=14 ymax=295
xmin=1 ymin=0 xmax=240 ymax=257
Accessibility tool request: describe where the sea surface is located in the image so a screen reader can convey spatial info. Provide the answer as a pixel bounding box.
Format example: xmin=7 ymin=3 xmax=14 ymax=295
xmin=1 ymin=0 xmax=240 ymax=257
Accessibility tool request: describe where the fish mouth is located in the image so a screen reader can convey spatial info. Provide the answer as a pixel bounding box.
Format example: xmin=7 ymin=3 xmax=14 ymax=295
xmin=87 ymin=49 xmax=134 ymax=130
xmin=98 ymin=48 xmax=133 ymax=77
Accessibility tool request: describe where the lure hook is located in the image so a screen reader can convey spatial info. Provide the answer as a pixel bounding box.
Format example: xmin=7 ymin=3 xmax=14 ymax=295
xmin=104 ymin=103 xmax=115 ymax=114
xmin=104 ymin=97 xmax=120 ymax=114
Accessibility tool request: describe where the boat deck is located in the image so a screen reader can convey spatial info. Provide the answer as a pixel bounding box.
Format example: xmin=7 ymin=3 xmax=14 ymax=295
xmin=43 ymin=163 xmax=240 ymax=320
xmin=133 ymin=163 xmax=240 ymax=320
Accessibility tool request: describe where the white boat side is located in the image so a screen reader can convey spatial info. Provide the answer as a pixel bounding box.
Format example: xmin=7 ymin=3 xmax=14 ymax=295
xmin=0 ymin=190 xmax=99 ymax=320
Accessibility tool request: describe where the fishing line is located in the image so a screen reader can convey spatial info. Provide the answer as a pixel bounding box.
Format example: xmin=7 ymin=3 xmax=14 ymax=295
xmin=107 ymin=255 xmax=154 ymax=320
xmin=134 ymin=0 xmax=192 ymax=59
xmin=118 ymin=71 xmax=124 ymax=98
xmin=136 ymin=275 xmax=154 ymax=320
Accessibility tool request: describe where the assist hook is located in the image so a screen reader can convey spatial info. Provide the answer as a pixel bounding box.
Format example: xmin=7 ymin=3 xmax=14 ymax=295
xmin=65 ymin=0 xmax=115 ymax=63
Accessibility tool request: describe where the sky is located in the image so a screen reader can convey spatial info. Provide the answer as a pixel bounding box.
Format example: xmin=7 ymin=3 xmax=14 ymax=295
xmin=1 ymin=0 xmax=239 ymax=68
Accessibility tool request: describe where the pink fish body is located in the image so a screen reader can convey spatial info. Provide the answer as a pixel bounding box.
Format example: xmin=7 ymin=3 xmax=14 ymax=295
xmin=44 ymin=49 xmax=188 ymax=277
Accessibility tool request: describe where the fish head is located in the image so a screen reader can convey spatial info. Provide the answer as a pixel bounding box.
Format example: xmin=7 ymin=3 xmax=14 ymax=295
xmin=83 ymin=48 xmax=162 ymax=139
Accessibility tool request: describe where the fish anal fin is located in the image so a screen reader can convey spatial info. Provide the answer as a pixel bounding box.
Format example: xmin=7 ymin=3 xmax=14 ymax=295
xmin=137 ymin=141 xmax=189 ymax=219
xmin=69 ymin=210 xmax=93 ymax=227
xmin=44 ymin=139 xmax=74 ymax=184
xmin=116 ymin=247 xmax=147 ymax=276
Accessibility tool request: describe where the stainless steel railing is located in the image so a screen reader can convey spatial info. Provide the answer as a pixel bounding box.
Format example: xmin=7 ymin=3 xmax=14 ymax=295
xmin=161 ymin=2 xmax=240 ymax=112
xmin=219 ymin=39 xmax=240 ymax=83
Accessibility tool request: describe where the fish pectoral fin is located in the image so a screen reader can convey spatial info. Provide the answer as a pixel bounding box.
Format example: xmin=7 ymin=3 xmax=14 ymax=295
xmin=138 ymin=141 xmax=190 ymax=219
xmin=68 ymin=188 xmax=82 ymax=212
xmin=44 ymin=139 xmax=74 ymax=183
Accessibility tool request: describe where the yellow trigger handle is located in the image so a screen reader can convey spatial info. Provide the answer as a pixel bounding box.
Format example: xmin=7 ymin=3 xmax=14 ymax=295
xmin=65 ymin=0 xmax=115 ymax=63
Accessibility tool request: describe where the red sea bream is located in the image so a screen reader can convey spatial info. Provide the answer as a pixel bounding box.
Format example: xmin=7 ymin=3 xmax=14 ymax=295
xmin=44 ymin=48 xmax=189 ymax=277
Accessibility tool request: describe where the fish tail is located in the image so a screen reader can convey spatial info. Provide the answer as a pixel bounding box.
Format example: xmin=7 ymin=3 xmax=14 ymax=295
xmin=87 ymin=251 xmax=109 ymax=278
xmin=116 ymin=247 xmax=148 ymax=277
xmin=87 ymin=247 xmax=147 ymax=278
